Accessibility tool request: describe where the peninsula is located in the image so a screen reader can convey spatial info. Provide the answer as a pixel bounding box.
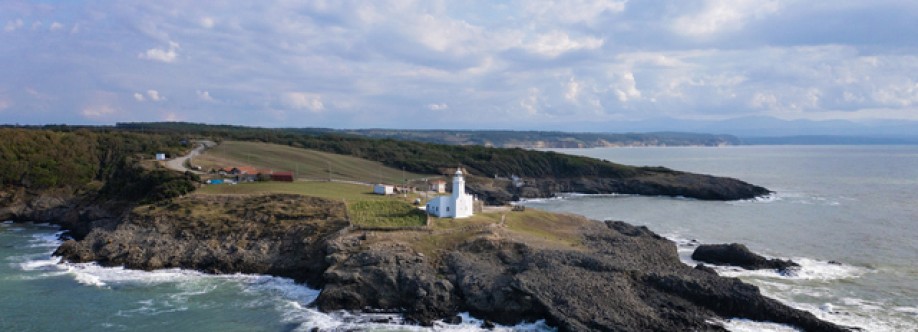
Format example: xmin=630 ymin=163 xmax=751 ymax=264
xmin=0 ymin=124 xmax=847 ymax=331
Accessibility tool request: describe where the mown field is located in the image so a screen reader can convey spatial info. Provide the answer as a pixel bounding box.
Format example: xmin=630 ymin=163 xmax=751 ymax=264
xmin=192 ymin=141 xmax=432 ymax=184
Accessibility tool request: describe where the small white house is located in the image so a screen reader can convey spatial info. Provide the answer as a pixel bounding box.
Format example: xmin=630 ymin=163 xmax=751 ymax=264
xmin=429 ymin=179 xmax=447 ymax=193
xmin=374 ymin=184 xmax=395 ymax=195
xmin=155 ymin=153 xmax=166 ymax=161
xmin=426 ymin=169 xmax=474 ymax=219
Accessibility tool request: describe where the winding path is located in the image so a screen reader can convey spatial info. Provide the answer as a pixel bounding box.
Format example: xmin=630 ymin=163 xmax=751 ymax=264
xmin=163 ymin=140 xmax=216 ymax=174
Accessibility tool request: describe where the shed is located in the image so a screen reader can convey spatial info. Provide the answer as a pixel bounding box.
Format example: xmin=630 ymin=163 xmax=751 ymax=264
xmin=271 ymin=172 xmax=294 ymax=182
xmin=374 ymin=184 xmax=394 ymax=195
xmin=155 ymin=153 xmax=166 ymax=161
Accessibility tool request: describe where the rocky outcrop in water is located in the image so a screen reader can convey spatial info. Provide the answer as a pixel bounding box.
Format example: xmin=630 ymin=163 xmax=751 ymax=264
xmin=692 ymin=243 xmax=800 ymax=273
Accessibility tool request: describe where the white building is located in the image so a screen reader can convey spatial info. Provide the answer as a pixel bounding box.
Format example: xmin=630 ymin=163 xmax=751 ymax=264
xmin=429 ymin=179 xmax=446 ymax=193
xmin=373 ymin=184 xmax=394 ymax=195
xmin=426 ymin=169 xmax=474 ymax=218
xmin=155 ymin=153 xmax=166 ymax=161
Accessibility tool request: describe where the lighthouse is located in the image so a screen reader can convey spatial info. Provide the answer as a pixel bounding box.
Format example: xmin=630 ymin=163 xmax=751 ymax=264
xmin=425 ymin=168 xmax=475 ymax=218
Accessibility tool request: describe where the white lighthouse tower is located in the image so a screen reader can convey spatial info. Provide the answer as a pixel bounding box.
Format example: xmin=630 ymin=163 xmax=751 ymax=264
xmin=425 ymin=168 xmax=475 ymax=218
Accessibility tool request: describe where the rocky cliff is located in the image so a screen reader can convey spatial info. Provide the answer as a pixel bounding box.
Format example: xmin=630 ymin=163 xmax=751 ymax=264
xmin=53 ymin=194 xmax=847 ymax=331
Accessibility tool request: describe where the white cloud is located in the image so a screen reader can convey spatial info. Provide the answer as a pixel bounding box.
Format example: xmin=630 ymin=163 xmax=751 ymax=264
xmin=197 ymin=90 xmax=215 ymax=102
xmin=81 ymin=105 xmax=117 ymax=118
xmin=282 ymin=92 xmax=324 ymax=112
xmin=30 ymin=21 xmax=42 ymax=31
xmin=526 ymin=31 xmax=604 ymax=57
xmin=139 ymin=41 xmax=180 ymax=63
xmin=673 ymin=0 xmax=784 ymax=36
xmin=614 ymin=72 xmax=642 ymax=102
xmin=4 ymin=19 xmax=23 ymax=32
xmin=872 ymin=81 xmax=918 ymax=107
xmin=164 ymin=112 xmax=181 ymax=121
xmin=524 ymin=0 xmax=627 ymax=25
xmin=49 ymin=22 xmax=64 ymax=31
xmin=520 ymin=88 xmax=543 ymax=115
xmin=0 ymin=98 xmax=10 ymax=111
xmin=427 ymin=103 xmax=448 ymax=110
xmin=133 ymin=92 xmax=145 ymax=102
xmin=146 ymin=90 xmax=163 ymax=101
xmin=199 ymin=17 xmax=215 ymax=29
xmin=564 ymin=77 xmax=581 ymax=103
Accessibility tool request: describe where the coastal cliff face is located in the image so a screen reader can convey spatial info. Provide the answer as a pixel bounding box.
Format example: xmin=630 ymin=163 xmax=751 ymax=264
xmin=54 ymin=194 xmax=349 ymax=286
xmin=53 ymin=194 xmax=845 ymax=332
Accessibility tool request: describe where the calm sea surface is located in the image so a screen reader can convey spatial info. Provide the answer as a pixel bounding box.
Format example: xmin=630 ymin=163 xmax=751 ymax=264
xmin=524 ymin=145 xmax=918 ymax=331
xmin=1 ymin=145 xmax=916 ymax=331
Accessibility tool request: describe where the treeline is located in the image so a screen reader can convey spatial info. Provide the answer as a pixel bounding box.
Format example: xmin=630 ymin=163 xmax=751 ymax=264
xmin=115 ymin=122 xmax=672 ymax=179
xmin=0 ymin=127 xmax=195 ymax=201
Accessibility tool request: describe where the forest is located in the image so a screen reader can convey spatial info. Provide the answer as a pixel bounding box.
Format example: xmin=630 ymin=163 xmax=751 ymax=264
xmin=0 ymin=127 xmax=196 ymax=202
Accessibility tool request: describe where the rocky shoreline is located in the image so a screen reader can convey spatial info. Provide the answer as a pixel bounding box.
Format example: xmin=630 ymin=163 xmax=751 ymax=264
xmin=31 ymin=193 xmax=849 ymax=332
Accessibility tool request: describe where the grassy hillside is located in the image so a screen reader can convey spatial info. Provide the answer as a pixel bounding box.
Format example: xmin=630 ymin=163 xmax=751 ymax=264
xmin=194 ymin=141 xmax=431 ymax=184
xmin=115 ymin=122 xmax=660 ymax=180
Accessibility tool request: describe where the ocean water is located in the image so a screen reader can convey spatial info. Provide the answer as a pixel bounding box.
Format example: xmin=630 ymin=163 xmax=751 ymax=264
xmin=523 ymin=145 xmax=918 ymax=331
xmin=2 ymin=145 xmax=916 ymax=331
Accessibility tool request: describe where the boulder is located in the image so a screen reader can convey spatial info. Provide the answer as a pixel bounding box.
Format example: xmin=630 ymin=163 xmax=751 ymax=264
xmin=692 ymin=243 xmax=799 ymax=272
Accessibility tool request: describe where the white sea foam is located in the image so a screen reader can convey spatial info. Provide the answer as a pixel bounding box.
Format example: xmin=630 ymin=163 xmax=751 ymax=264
xmin=719 ymin=318 xmax=800 ymax=332
xmin=28 ymin=231 xmax=65 ymax=248
xmin=17 ymin=256 xmax=62 ymax=271
xmin=714 ymin=257 xmax=869 ymax=282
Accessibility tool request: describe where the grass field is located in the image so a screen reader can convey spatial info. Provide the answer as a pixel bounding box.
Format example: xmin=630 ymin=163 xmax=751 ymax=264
xmin=197 ymin=181 xmax=430 ymax=228
xmin=348 ymin=200 xmax=427 ymax=228
xmin=192 ymin=140 xmax=431 ymax=184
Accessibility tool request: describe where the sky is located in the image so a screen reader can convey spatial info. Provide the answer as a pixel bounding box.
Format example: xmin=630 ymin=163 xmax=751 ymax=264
xmin=2 ymin=0 xmax=918 ymax=134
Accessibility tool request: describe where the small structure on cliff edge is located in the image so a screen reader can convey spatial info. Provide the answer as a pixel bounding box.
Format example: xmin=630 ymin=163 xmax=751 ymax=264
xmin=425 ymin=168 xmax=474 ymax=218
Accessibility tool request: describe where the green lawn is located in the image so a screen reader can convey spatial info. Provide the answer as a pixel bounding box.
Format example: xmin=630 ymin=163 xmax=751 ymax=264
xmin=193 ymin=140 xmax=430 ymax=183
xmin=198 ymin=181 xmax=428 ymax=228
xmin=348 ymin=200 xmax=427 ymax=228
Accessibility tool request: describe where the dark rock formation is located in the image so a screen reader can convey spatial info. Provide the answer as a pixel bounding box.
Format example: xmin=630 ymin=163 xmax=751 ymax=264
xmin=692 ymin=243 xmax=799 ymax=273
xmin=54 ymin=194 xmax=350 ymax=286
xmin=50 ymin=194 xmax=844 ymax=331
xmin=314 ymin=219 xmax=846 ymax=331
xmin=467 ymin=173 xmax=771 ymax=205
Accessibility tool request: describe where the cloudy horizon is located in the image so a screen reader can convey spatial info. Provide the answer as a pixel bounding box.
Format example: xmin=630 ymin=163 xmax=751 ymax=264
xmin=3 ymin=1 xmax=918 ymax=134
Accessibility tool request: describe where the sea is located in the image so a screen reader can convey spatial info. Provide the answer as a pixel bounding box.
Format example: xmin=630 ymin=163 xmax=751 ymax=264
xmin=1 ymin=145 xmax=917 ymax=331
